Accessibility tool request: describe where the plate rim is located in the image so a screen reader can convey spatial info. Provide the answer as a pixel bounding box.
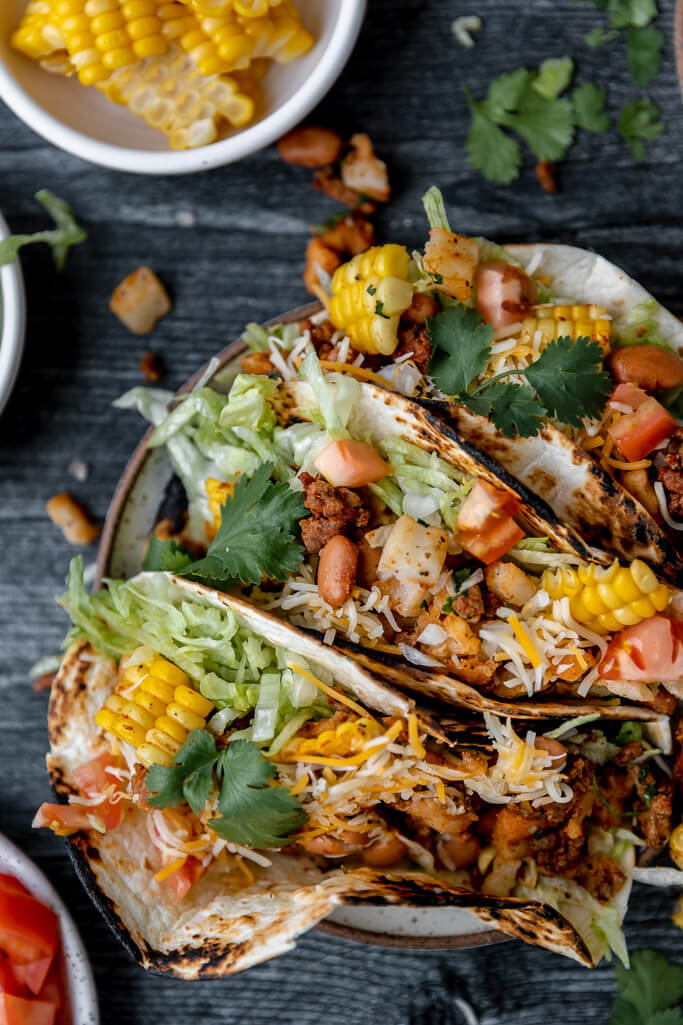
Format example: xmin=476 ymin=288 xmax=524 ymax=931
xmin=0 ymin=832 xmax=100 ymax=1024
xmin=94 ymin=301 xmax=507 ymax=953
xmin=0 ymin=209 xmax=27 ymax=416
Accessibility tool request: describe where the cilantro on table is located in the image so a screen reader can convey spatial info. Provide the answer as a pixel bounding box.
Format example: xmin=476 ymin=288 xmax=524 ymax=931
xmin=0 ymin=190 xmax=86 ymax=270
xmin=572 ymin=83 xmax=610 ymax=134
xmin=579 ymin=0 xmax=664 ymax=90
xmin=608 ymin=949 xmax=683 ymax=1025
xmin=144 ymin=462 xmax=308 ymax=589
xmin=146 ymin=730 xmax=307 ymax=849
xmin=619 ymin=97 xmax=664 ymax=160
xmin=585 ymin=26 xmax=619 ymax=47
xmin=626 ymin=26 xmax=663 ymax=87
xmin=427 ymin=304 xmax=611 ymax=437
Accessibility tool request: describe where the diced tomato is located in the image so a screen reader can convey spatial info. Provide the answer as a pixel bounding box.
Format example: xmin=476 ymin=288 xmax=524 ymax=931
xmin=599 ymin=617 xmax=683 ymax=683
xmin=33 ymin=804 xmax=103 ymax=837
xmin=608 ymin=396 xmax=676 ymax=462
xmin=611 ymin=383 xmax=649 ymax=410
xmin=34 ymin=960 xmax=62 ymax=1012
xmin=0 ymin=883 xmax=28 ymax=902
xmin=0 ymin=992 xmax=57 ymax=1025
xmin=455 ymin=481 xmax=524 ymax=564
xmin=459 ymin=518 xmax=525 ymax=565
xmin=34 ymin=754 xmax=122 ymax=837
xmin=314 ymin=440 xmax=390 ymax=488
xmin=9 ymin=962 xmax=52 ymax=999
xmin=0 ymin=958 xmax=26 ymax=999
xmin=165 ymin=857 xmax=205 ymax=903
xmin=0 ymin=890 xmax=57 ymax=970
xmin=475 ymin=261 xmax=536 ymax=331
xmin=72 ymin=753 xmax=115 ymax=795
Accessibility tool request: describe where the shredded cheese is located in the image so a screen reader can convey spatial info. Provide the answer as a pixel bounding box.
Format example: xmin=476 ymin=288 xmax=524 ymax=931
xmin=408 ymin=714 xmax=426 ymax=759
xmin=154 ymin=856 xmax=187 ymax=882
xmin=287 ymin=663 xmax=378 ymax=722
xmin=318 ymin=360 xmax=396 ymax=390
xmin=507 ymin=615 xmax=542 ymax=668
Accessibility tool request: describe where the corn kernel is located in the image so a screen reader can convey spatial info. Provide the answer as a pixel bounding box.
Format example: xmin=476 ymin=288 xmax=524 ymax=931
xmin=167 ymin=702 xmax=205 ymax=732
xmin=137 ymin=743 xmax=173 ymax=767
xmin=115 ymin=719 xmax=148 ymax=747
xmin=134 ymin=689 xmax=167 ymax=718
xmin=149 ymin=657 xmax=190 ymax=687
xmin=155 ymin=715 xmax=188 ymax=744
xmin=141 ymin=675 xmax=176 ymax=703
xmin=543 ymin=559 xmax=670 ymax=635
xmin=175 ymin=684 xmax=214 ymax=717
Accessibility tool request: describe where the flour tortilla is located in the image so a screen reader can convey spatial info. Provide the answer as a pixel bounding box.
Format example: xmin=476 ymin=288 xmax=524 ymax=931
xmin=423 ymin=243 xmax=683 ymax=583
xmin=46 ymin=594 xmax=621 ymax=976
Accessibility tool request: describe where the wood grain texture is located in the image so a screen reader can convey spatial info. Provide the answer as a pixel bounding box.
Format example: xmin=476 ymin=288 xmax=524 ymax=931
xmin=1 ymin=0 xmax=682 ymax=1021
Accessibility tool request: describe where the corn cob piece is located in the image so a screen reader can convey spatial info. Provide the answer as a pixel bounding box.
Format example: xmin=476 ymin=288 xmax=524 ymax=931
xmin=541 ymin=558 xmax=670 ymax=635
xmin=179 ymin=0 xmax=284 ymax=19
xmin=521 ymin=304 xmax=611 ymax=354
xmin=95 ymin=653 xmax=214 ymax=766
xmin=329 ymin=244 xmax=414 ymax=356
xmin=98 ymin=44 xmax=255 ymax=148
xmin=290 ymin=717 xmax=380 ymax=759
xmin=185 ymin=1 xmax=313 ymax=76
xmin=11 ymin=1 xmax=66 ymax=60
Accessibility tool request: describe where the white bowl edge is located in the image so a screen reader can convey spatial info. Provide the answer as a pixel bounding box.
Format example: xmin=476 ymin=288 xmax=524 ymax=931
xmin=0 ymin=832 xmax=99 ymax=1025
xmin=0 ymin=209 xmax=26 ymax=415
xmin=0 ymin=0 xmax=366 ymax=175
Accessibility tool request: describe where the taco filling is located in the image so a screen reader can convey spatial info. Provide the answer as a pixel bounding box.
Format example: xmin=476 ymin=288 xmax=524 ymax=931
xmin=36 ymin=569 xmax=678 ymax=968
xmin=119 ymin=360 xmax=682 ymax=709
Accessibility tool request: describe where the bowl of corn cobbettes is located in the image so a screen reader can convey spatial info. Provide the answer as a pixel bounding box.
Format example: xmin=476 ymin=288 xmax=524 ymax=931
xmin=0 ymin=0 xmax=366 ymax=175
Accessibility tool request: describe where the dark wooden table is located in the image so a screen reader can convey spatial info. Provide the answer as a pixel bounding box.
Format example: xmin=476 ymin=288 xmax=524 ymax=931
xmin=1 ymin=1 xmax=682 ymax=1021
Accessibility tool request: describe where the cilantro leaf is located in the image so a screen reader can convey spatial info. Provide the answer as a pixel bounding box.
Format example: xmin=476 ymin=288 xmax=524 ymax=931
xmin=532 ymin=57 xmax=574 ymax=100
xmin=648 ymin=1012 xmax=683 ymax=1025
xmin=427 ymin=305 xmax=494 ymax=396
xmin=146 ymin=729 xmax=218 ymax=815
xmin=483 ymin=69 xmax=532 ymax=120
xmin=585 ymin=26 xmax=619 ymax=47
xmin=210 ymin=740 xmax=307 ymax=848
xmin=184 ymin=463 xmax=308 ymax=586
xmin=626 ymin=26 xmax=663 ymax=87
xmin=480 ymin=382 xmax=547 ymax=437
xmin=619 ymin=97 xmax=664 ymax=160
xmin=614 ymin=950 xmax=683 ymax=1024
xmin=498 ymin=90 xmax=575 ymax=161
xmin=609 ymin=996 xmax=641 ymax=1025
xmin=608 ymin=0 xmax=657 ymax=29
xmin=0 ymin=190 xmax=86 ymax=270
xmin=573 ymin=83 xmax=610 ymax=134
xmin=523 ymin=336 xmax=612 ymax=426
xmin=142 ymin=534 xmax=194 ymax=573
xmin=464 ymin=91 xmax=523 ymax=185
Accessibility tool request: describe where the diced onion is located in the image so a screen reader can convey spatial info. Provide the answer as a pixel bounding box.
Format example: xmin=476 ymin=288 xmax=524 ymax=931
xmin=417 ymin=624 xmax=448 ymax=646
xmin=631 ymin=867 xmax=683 ymax=887
xmin=403 ymin=491 xmax=442 ymax=519
xmin=398 ymin=643 xmax=444 ymax=668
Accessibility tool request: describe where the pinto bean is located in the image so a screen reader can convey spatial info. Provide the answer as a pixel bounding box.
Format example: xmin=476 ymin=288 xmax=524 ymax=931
xmin=620 ymin=467 xmax=660 ymax=519
xmin=317 ymin=535 xmax=358 ymax=607
xmin=277 ymin=125 xmax=344 ymax=167
xmin=301 ymin=830 xmax=369 ymax=858
xmin=241 ymin=351 xmax=274 ymax=375
xmin=402 ymin=293 xmax=440 ymax=325
xmin=608 ymin=344 xmax=683 ymax=392
xmin=361 ymin=833 xmax=407 ymax=867
xmin=535 ymin=736 xmax=567 ymax=767
xmin=436 ymin=830 xmax=480 ymax=870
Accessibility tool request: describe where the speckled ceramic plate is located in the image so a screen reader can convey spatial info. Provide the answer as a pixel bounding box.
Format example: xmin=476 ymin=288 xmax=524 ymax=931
xmin=95 ymin=303 xmax=507 ymax=952
xmin=0 ymin=832 xmax=99 ymax=1024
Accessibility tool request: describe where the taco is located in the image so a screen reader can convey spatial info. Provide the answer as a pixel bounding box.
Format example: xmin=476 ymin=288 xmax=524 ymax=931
xmin=36 ymin=565 xmax=677 ymax=974
xmin=189 ymin=187 xmax=683 ymax=579
xmin=117 ymin=359 xmax=683 ymax=717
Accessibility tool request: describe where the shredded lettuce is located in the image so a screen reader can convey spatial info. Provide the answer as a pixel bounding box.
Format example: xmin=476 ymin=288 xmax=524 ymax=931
xmin=615 ymin=299 xmax=672 ymax=351
xmin=422 ymin=186 xmax=452 ymax=231
xmin=545 ymin=713 xmax=601 ymax=740
xmin=474 ymin=237 xmax=523 ymax=268
xmin=218 ymin=373 xmax=278 ymax=433
xmin=243 ymin=321 xmax=302 ymax=353
xmin=368 ymin=478 xmax=404 ymax=517
xmin=299 ymin=351 xmax=359 ymax=440
xmin=60 ymin=559 xmax=326 ymax=740
xmin=512 ymin=536 xmax=551 ymax=552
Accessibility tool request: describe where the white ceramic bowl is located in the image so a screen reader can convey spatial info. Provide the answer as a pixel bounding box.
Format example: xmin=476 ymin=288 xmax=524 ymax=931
xmin=0 ymin=832 xmax=99 ymax=1025
xmin=0 ymin=210 xmax=26 ymax=416
xmin=0 ymin=0 xmax=366 ymax=175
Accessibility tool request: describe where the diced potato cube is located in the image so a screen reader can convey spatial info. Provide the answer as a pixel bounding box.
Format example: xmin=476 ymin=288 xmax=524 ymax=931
xmin=110 ymin=267 xmax=171 ymax=335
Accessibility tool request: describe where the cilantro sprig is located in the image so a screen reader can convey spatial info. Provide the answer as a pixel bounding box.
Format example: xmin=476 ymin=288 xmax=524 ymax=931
xmin=619 ymin=97 xmax=664 ymax=161
xmin=143 ymin=462 xmax=308 ymax=588
xmin=0 ymin=190 xmax=86 ymax=270
xmin=146 ymin=730 xmax=307 ymax=849
xmin=608 ymin=950 xmax=683 ymax=1025
xmin=427 ymin=304 xmax=611 ymax=437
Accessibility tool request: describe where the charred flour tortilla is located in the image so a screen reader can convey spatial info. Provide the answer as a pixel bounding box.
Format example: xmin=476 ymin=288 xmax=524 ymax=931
xmin=42 ymin=579 xmax=675 ymax=974
xmin=423 ymin=243 xmax=683 ymax=583
xmin=48 ymin=640 xmax=603 ymax=975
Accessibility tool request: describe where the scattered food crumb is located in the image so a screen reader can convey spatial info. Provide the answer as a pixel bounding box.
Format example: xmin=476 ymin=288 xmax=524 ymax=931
xmin=32 ymin=673 xmax=56 ymax=692
xmin=46 ymin=492 xmax=100 ymax=545
xmin=176 ymin=209 xmax=196 ymax=228
xmin=67 ymin=458 xmax=90 ymax=483
xmin=110 ymin=266 xmax=171 ymax=335
xmin=341 ymin=134 xmax=391 ymax=202
xmin=139 ymin=349 xmax=164 ymax=382
xmin=313 ymin=167 xmax=375 ymax=210
xmin=277 ymin=125 xmax=344 ymax=167
xmin=452 ymin=15 xmax=482 ymax=48
xmin=535 ymin=158 xmax=559 ymax=193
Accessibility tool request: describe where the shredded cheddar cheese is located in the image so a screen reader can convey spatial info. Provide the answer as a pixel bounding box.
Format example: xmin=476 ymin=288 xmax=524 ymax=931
xmin=507 ymin=616 xmax=542 ymax=668
xmin=154 ymin=856 xmax=187 ymax=882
